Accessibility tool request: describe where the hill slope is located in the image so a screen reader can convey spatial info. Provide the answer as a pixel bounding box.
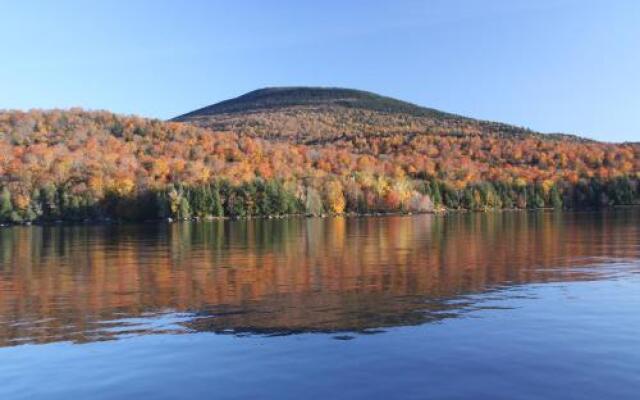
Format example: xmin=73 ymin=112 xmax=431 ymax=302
xmin=173 ymin=87 xmax=456 ymax=119
xmin=0 ymin=93 xmax=638 ymax=224
xmin=173 ymin=87 xmax=543 ymax=144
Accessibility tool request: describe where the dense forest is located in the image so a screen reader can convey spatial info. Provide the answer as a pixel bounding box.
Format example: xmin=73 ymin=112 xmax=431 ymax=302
xmin=0 ymin=88 xmax=639 ymax=223
xmin=174 ymin=87 xmax=581 ymax=142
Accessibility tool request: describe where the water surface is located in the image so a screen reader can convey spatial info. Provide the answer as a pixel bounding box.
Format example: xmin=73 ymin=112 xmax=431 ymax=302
xmin=1 ymin=211 xmax=639 ymax=399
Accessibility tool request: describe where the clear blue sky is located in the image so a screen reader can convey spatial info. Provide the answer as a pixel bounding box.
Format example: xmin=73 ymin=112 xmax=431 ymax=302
xmin=1 ymin=0 xmax=638 ymax=142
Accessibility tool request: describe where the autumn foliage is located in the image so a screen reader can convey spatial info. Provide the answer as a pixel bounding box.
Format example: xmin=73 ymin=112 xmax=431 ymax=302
xmin=0 ymin=107 xmax=638 ymax=223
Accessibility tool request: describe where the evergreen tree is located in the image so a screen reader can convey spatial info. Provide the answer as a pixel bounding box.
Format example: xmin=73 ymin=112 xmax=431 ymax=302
xmin=179 ymin=197 xmax=191 ymax=219
xmin=550 ymin=185 xmax=563 ymax=209
xmin=0 ymin=188 xmax=12 ymax=222
xmin=210 ymin=183 xmax=224 ymax=217
xmin=156 ymin=190 xmax=170 ymax=218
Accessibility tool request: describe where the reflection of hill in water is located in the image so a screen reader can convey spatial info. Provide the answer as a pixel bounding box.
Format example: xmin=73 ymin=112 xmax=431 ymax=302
xmin=0 ymin=211 xmax=638 ymax=346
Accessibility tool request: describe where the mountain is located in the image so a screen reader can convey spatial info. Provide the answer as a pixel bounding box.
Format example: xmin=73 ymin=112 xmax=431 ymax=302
xmin=0 ymin=89 xmax=638 ymax=225
xmin=173 ymin=87 xmax=546 ymax=144
xmin=174 ymin=87 xmax=454 ymax=117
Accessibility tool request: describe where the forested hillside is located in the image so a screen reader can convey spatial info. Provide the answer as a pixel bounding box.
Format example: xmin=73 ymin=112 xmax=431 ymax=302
xmin=0 ymin=88 xmax=639 ymax=224
xmin=174 ymin=87 xmax=572 ymax=143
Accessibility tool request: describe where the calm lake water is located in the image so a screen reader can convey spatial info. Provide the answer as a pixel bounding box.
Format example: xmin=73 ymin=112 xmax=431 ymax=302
xmin=1 ymin=210 xmax=639 ymax=399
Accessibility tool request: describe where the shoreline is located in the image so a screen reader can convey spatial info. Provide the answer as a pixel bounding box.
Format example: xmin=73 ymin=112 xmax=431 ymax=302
xmin=1 ymin=205 xmax=638 ymax=228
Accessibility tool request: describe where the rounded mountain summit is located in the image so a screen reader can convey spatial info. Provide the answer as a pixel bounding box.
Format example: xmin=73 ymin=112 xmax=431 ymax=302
xmin=172 ymin=87 xmax=548 ymax=144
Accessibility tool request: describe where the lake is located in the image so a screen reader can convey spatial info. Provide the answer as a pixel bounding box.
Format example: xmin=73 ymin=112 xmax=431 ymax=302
xmin=1 ymin=210 xmax=639 ymax=399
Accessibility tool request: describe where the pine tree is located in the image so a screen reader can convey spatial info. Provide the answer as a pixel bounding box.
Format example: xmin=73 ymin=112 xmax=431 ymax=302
xmin=179 ymin=197 xmax=191 ymax=219
xmin=430 ymin=182 xmax=442 ymax=207
xmin=211 ymin=183 xmax=224 ymax=217
xmin=0 ymin=188 xmax=12 ymax=222
xmin=550 ymin=186 xmax=563 ymax=209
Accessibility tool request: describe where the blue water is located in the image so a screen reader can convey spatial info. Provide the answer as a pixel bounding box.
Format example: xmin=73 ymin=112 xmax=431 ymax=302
xmin=1 ymin=211 xmax=639 ymax=399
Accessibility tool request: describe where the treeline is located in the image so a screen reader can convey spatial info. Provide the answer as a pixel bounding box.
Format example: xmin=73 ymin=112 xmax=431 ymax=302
xmin=0 ymin=109 xmax=638 ymax=224
xmin=0 ymin=180 xmax=301 ymax=223
xmin=420 ymin=176 xmax=639 ymax=210
xmin=1 ymin=176 xmax=638 ymax=224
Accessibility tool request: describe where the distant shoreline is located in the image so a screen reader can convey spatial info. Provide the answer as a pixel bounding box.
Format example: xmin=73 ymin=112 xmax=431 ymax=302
xmin=2 ymin=206 xmax=638 ymax=228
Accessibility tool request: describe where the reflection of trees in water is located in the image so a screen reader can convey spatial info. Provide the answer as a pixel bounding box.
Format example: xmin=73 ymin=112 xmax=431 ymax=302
xmin=0 ymin=210 xmax=638 ymax=346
